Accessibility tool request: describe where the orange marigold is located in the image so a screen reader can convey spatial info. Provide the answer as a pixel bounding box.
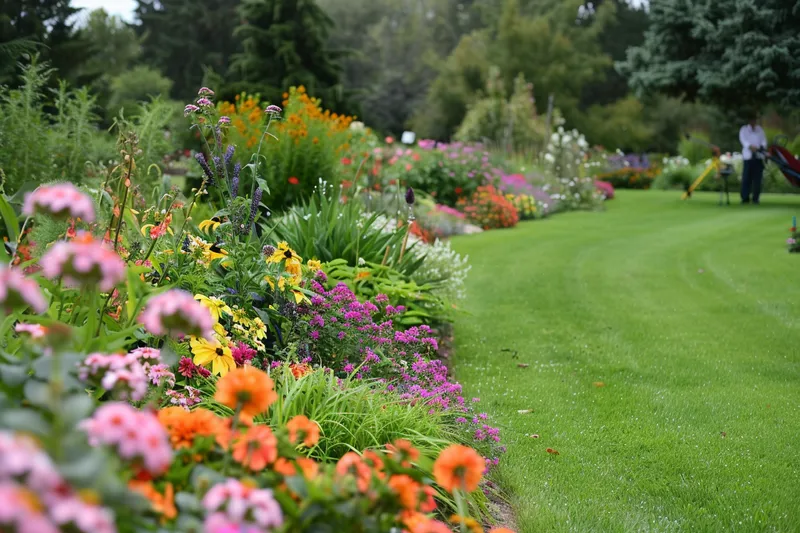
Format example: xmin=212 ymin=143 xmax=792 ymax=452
xmin=286 ymin=415 xmax=320 ymax=447
xmin=388 ymin=474 xmax=421 ymax=511
xmin=335 ymin=452 xmax=372 ymax=493
xmin=128 ymin=481 xmax=177 ymax=520
xmin=433 ymin=444 xmax=484 ymax=493
xmin=157 ymin=407 xmax=224 ymax=450
xmin=273 ymin=457 xmax=319 ymax=479
xmin=386 ymin=438 xmax=420 ymax=468
xmin=214 ymin=366 xmax=277 ymax=424
xmin=289 ymin=362 xmax=312 ymax=379
xmin=232 ymin=425 xmax=278 ymax=471
xmin=362 ymin=450 xmax=384 ymax=473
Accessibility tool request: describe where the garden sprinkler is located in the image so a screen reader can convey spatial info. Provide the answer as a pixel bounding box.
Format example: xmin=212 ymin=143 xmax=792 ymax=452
xmin=681 ymin=134 xmax=732 ymax=205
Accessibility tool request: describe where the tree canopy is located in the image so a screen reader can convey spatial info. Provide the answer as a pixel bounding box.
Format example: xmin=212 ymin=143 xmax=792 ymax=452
xmin=621 ymin=0 xmax=800 ymax=113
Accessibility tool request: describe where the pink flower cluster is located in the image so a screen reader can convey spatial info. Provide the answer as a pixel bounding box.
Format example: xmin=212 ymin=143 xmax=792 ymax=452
xmin=80 ymin=403 xmax=172 ymax=475
xmin=0 ymin=431 xmax=116 ymax=533
xmin=203 ymin=479 xmax=283 ymax=532
xmin=138 ymin=289 xmax=215 ymax=339
xmin=41 ymin=232 xmax=126 ymax=292
xmin=178 ymin=356 xmax=211 ymax=379
xmin=79 ymin=352 xmax=149 ymax=401
xmin=165 ymin=386 xmax=202 ymax=409
xmin=23 ymin=182 xmax=96 ymax=223
xmin=79 ymin=347 xmax=171 ymax=401
xmin=0 ymin=264 xmax=47 ymax=314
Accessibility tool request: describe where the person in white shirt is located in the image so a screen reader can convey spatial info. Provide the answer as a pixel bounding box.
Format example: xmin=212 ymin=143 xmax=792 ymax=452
xmin=739 ymin=114 xmax=768 ymax=204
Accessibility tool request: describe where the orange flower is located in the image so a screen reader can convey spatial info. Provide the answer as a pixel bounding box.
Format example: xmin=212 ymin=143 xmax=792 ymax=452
xmin=388 ymin=474 xmax=421 ymax=511
xmin=386 ymin=438 xmax=420 ymax=468
xmin=433 ymin=444 xmax=484 ymax=493
xmin=408 ymin=518 xmax=452 ymax=533
xmin=335 ymin=452 xmax=372 ymax=492
xmin=419 ymin=485 xmax=437 ymax=513
xmin=232 ymin=425 xmax=278 ymax=471
xmin=286 ymin=415 xmax=320 ymax=447
xmin=289 ymin=362 xmax=311 ymax=379
xmin=157 ymin=407 xmax=224 ymax=450
xmin=489 ymin=529 xmax=517 ymax=533
xmin=450 ymin=515 xmax=482 ymax=533
xmin=362 ymin=450 xmax=384 ymax=473
xmin=128 ymin=481 xmax=177 ymax=520
xmin=274 ymin=457 xmax=319 ymax=479
xmin=214 ymin=366 xmax=277 ymax=424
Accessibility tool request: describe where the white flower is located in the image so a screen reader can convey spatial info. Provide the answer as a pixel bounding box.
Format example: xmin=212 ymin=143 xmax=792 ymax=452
xmin=544 ymin=153 xmax=555 ymax=163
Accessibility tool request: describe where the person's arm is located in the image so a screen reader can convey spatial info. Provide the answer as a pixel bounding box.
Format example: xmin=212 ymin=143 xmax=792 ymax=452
xmin=740 ymin=126 xmax=749 ymax=150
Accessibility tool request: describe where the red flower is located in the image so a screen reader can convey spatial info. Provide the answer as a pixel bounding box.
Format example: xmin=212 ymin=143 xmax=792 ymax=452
xmin=341 ymin=157 xmax=353 ymax=166
xmin=288 ymin=176 xmax=300 ymax=185
xmin=455 ymin=187 xmax=463 ymax=195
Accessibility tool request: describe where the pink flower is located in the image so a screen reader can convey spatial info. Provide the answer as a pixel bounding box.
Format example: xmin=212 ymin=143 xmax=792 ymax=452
xmin=203 ymin=479 xmax=282 ymax=530
xmin=385 ymin=136 xmax=394 ymax=144
xmin=138 ymin=289 xmax=215 ymax=339
xmin=14 ymin=323 xmax=47 ymax=339
xmin=198 ymin=87 xmax=215 ymax=96
xmin=40 ymin=232 xmax=126 ymax=292
xmin=23 ymin=182 xmax=95 ymax=223
xmin=184 ymin=104 xmax=200 ymax=116
xmin=231 ymin=342 xmax=256 ymax=366
xmin=80 ymin=403 xmax=172 ymax=475
xmin=196 ymin=97 xmax=213 ymax=107
xmin=218 ymin=116 xmax=231 ymax=125
xmin=79 ymin=353 xmax=149 ymax=401
xmin=0 ymin=265 xmax=47 ymax=313
xmin=264 ymin=104 xmax=282 ymax=115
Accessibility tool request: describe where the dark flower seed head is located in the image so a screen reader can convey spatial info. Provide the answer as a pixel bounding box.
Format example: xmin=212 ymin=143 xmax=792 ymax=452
xmin=262 ymin=245 xmax=276 ymax=256
xmin=405 ymin=187 xmax=415 ymax=206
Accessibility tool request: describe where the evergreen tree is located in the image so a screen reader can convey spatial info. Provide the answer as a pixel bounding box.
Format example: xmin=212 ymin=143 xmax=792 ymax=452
xmin=0 ymin=0 xmax=85 ymax=83
xmin=621 ymin=0 xmax=800 ymax=112
xmin=229 ymin=0 xmax=349 ymax=111
xmin=135 ymin=0 xmax=240 ymax=99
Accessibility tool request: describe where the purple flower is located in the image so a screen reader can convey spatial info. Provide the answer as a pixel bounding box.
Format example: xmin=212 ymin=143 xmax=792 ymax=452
xmin=231 ymin=163 xmax=240 ymax=198
xmin=248 ymin=187 xmax=262 ymax=227
xmin=265 ymin=104 xmax=282 ymax=115
xmin=198 ymin=87 xmax=215 ymax=96
xmin=218 ymin=116 xmax=231 ymax=126
xmin=195 ymin=153 xmax=214 ymax=183
xmin=224 ymin=145 xmax=235 ymax=167
xmin=196 ymin=97 xmax=213 ymax=107
xmin=184 ymin=104 xmax=200 ymax=117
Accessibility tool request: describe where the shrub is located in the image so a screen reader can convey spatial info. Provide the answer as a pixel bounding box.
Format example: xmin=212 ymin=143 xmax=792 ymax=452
xmin=217 ymin=86 xmax=364 ymax=209
xmin=457 ymin=185 xmax=519 ymax=230
xmin=679 ymin=130 xmax=713 ymax=165
xmin=505 ymin=193 xmax=540 ymax=219
xmin=594 ymin=167 xmax=656 ymax=190
xmin=594 ymin=180 xmax=615 ymax=199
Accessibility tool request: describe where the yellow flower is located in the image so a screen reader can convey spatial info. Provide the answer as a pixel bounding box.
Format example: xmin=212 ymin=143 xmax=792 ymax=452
xmin=265 ymin=276 xmax=288 ymax=291
xmin=198 ymin=217 xmax=222 ymax=233
xmin=249 ymin=317 xmax=267 ymax=341
xmin=194 ymin=295 xmax=232 ymax=322
xmin=231 ymin=306 xmax=252 ymax=326
xmin=190 ymin=336 xmax=235 ymax=376
xmin=307 ymin=259 xmax=322 ymax=272
xmin=213 ymin=322 xmax=228 ymax=338
xmin=204 ymin=242 xmax=228 ymax=261
xmin=291 ymin=289 xmax=310 ymax=304
xmin=267 ymin=242 xmax=302 ymax=265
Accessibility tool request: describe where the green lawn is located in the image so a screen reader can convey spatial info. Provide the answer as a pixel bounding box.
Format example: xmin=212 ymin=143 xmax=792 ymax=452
xmin=452 ymin=190 xmax=800 ymax=532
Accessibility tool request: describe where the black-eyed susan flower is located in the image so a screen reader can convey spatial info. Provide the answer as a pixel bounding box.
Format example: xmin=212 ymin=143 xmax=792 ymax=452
xmin=198 ymin=217 xmax=222 ymax=233
xmin=190 ymin=336 xmax=235 ymax=376
xmin=307 ymin=259 xmax=322 ymax=271
xmin=194 ymin=294 xmax=232 ymax=322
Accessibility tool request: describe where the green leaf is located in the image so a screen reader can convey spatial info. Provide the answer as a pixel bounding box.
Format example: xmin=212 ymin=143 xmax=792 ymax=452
xmin=174 ymin=492 xmax=203 ymax=513
xmin=61 ymin=393 xmax=94 ymax=426
xmin=0 ymin=193 xmax=20 ymax=243
xmin=284 ymin=475 xmax=309 ymax=499
xmin=0 ymin=363 xmax=29 ymax=386
xmin=59 ymin=449 xmax=108 ymax=485
xmin=23 ymin=379 xmax=52 ymax=407
xmin=2 ymin=408 xmax=50 ymax=435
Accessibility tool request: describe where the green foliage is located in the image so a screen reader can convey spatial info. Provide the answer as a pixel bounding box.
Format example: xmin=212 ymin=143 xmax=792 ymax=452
xmin=230 ymin=0 xmax=350 ymax=112
xmin=455 ymin=70 xmax=546 ymax=151
xmin=107 ymin=65 xmax=174 ymax=119
xmin=621 ymin=0 xmax=800 ymax=111
xmin=275 ymin=183 xmax=425 ymax=277
xmin=679 ymin=131 xmax=713 ymax=166
xmin=135 ymin=0 xmax=240 ymax=99
xmin=583 ymin=96 xmax=654 ymax=153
